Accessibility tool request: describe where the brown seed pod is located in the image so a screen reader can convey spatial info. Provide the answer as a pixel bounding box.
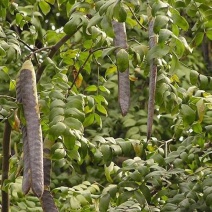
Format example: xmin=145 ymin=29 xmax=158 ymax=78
xmin=16 ymin=60 xmax=44 ymax=197
xmin=21 ymin=126 xmax=31 ymax=194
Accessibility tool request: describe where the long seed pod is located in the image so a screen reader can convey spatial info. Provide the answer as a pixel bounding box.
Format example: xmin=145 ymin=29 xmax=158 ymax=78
xmin=21 ymin=125 xmax=31 ymax=194
xmin=41 ymin=190 xmax=59 ymax=212
xmin=147 ymin=18 xmax=157 ymax=141
xmin=112 ymin=21 xmax=130 ymax=116
xmin=16 ymin=60 xmax=44 ymax=197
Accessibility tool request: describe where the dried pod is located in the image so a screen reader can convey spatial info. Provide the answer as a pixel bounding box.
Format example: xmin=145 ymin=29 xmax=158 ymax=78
xmin=16 ymin=60 xmax=44 ymax=197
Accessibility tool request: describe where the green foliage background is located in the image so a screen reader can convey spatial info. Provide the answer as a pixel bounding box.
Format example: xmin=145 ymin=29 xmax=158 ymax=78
xmin=1 ymin=0 xmax=212 ymax=211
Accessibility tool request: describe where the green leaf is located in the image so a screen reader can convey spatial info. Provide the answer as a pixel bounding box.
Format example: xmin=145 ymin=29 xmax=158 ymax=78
xmin=101 ymin=145 xmax=112 ymax=162
xmin=181 ymin=104 xmax=196 ymax=126
xmin=171 ymin=8 xmax=189 ymax=31
xmin=192 ymin=32 xmax=204 ymax=47
xmin=51 ymin=148 xmax=66 ymax=160
xmin=64 ymin=14 xmax=82 ymax=35
xmin=147 ymin=45 xmax=170 ymax=61
xmin=94 ymin=113 xmax=102 ymax=128
xmin=83 ymin=113 xmax=95 ymax=127
xmin=86 ymin=13 xmax=102 ymax=34
xmin=63 ymin=129 xmax=76 ymax=150
xmin=198 ymin=74 xmax=209 ymax=90
xmin=64 ymin=117 xmax=84 ymax=132
xmin=192 ymin=122 xmax=202 ymax=133
xmin=140 ymin=184 xmax=151 ymax=203
xmin=98 ymin=85 xmax=110 ymax=94
xmin=190 ymin=70 xmax=199 ymax=85
xmin=39 ymin=0 xmax=51 ymax=15
xmin=134 ymin=190 xmax=145 ymax=206
xmin=105 ymin=65 xmax=117 ymax=77
xmin=45 ymin=0 xmax=55 ymax=5
xmin=196 ymin=99 xmax=205 ymax=122
xmin=49 ymin=108 xmax=64 ymax=121
xmin=99 ymin=193 xmax=110 ymax=212
xmin=50 ymin=99 xmax=65 ymax=109
xmin=85 ymin=85 xmax=98 ymax=92
xmin=9 ymin=80 xmax=16 ymax=91
xmin=96 ymin=104 xmax=107 ymax=115
xmin=0 ymin=45 xmax=6 ymax=56
xmin=65 ymin=108 xmax=85 ymax=122
xmin=152 ymin=0 xmax=168 ymax=16
xmin=94 ymin=95 xmax=108 ymax=105
xmin=119 ymin=141 xmax=132 ymax=155
xmin=154 ymin=15 xmax=169 ymax=34
xmin=101 ymin=16 xmax=114 ymax=37
xmin=99 ymin=0 xmax=116 ymax=16
xmin=102 ymin=47 xmax=118 ymax=58
xmin=206 ymin=29 xmax=212 ymax=40
xmin=83 ymin=40 xmax=93 ymax=49
xmin=70 ymin=196 xmax=81 ymax=209
xmin=113 ymin=2 xmax=127 ymax=22
xmin=49 ymin=122 xmax=66 ymax=137
xmin=105 ymin=163 xmax=114 ymax=183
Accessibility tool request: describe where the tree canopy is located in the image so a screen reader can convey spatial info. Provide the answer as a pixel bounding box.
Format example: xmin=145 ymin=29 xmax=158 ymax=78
xmin=1 ymin=0 xmax=212 ymax=211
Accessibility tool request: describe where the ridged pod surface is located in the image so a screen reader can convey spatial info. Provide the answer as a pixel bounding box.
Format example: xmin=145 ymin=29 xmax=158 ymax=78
xmin=41 ymin=190 xmax=59 ymax=212
xmin=16 ymin=60 xmax=44 ymax=197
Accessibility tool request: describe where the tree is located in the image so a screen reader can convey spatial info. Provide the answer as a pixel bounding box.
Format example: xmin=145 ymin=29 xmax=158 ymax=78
xmin=1 ymin=0 xmax=212 ymax=211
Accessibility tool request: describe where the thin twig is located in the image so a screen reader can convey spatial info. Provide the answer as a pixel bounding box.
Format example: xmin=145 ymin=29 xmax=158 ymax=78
xmin=69 ymin=47 xmax=107 ymax=91
xmin=0 ymin=95 xmax=16 ymax=100
xmin=1 ymin=119 xmax=11 ymax=212
xmin=30 ymin=46 xmax=53 ymax=55
xmin=18 ymin=38 xmax=35 ymax=51
xmin=127 ymin=6 xmax=147 ymax=30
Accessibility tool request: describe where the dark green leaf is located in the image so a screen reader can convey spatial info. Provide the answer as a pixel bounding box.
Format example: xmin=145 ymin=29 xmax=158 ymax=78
xmin=99 ymin=193 xmax=110 ymax=212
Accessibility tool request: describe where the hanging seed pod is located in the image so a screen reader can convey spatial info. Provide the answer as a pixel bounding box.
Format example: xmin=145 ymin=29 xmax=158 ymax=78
xmin=16 ymin=60 xmax=44 ymax=197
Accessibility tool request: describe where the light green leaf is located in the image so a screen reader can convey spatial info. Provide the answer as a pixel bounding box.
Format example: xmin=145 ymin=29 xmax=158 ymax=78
xmin=206 ymin=29 xmax=212 ymax=40
xmin=39 ymin=0 xmax=51 ymax=15
xmin=96 ymin=104 xmax=107 ymax=115
xmin=85 ymin=85 xmax=98 ymax=92
xmin=83 ymin=113 xmax=95 ymax=127
xmin=98 ymin=85 xmax=110 ymax=94
xmin=196 ymin=99 xmax=205 ymax=122
xmin=94 ymin=113 xmax=102 ymax=128
xmin=105 ymin=65 xmax=117 ymax=77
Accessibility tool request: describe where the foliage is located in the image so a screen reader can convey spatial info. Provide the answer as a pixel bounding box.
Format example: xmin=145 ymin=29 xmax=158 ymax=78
xmin=1 ymin=0 xmax=212 ymax=211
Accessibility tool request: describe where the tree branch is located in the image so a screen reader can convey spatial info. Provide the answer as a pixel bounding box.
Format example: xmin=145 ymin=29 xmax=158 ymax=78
xmin=36 ymin=34 xmax=72 ymax=83
xmin=1 ymin=120 xmax=11 ymax=212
